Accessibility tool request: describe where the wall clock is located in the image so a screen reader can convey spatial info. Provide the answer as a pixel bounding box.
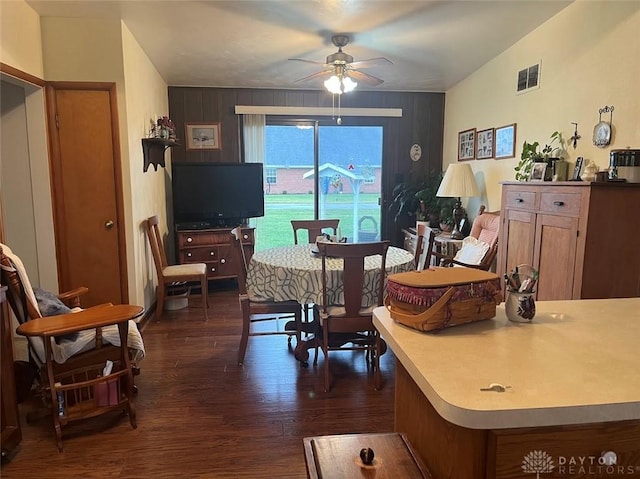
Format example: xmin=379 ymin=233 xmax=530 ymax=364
xmin=410 ymin=144 xmax=422 ymax=162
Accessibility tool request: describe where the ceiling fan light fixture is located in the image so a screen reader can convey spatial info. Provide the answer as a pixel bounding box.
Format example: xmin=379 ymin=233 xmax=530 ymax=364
xmin=342 ymin=76 xmax=357 ymax=93
xmin=324 ymin=75 xmax=343 ymax=94
xmin=324 ymin=74 xmax=357 ymax=95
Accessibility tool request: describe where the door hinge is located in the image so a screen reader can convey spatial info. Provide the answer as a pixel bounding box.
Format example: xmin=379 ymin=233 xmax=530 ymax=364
xmin=55 ymin=113 xmax=59 ymax=129
xmin=577 ymin=230 xmax=579 ymax=237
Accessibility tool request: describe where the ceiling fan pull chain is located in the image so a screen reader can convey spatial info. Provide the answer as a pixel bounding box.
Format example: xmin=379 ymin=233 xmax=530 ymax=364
xmin=337 ymin=93 xmax=342 ymax=125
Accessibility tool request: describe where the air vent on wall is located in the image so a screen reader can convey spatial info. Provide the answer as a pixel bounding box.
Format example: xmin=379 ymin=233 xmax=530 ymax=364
xmin=516 ymin=62 xmax=541 ymax=94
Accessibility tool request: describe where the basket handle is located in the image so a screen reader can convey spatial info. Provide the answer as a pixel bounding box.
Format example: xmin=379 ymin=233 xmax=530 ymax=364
xmin=385 ymin=287 xmax=456 ymax=328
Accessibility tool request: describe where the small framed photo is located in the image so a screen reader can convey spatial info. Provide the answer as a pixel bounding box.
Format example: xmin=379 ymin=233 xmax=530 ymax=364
xmin=494 ymin=123 xmax=517 ymax=159
xmin=458 ymin=128 xmax=476 ymax=161
xmin=185 ymin=122 xmax=222 ymax=150
xmin=530 ymin=162 xmax=547 ymax=181
xmin=476 ymin=128 xmax=494 ymax=159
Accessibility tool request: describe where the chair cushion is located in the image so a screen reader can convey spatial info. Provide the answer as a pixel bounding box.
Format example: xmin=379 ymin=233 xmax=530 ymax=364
xmin=453 ymin=236 xmax=490 ymax=266
xmin=163 ymin=263 xmax=206 ymax=276
xmin=470 ymin=213 xmax=500 ymax=248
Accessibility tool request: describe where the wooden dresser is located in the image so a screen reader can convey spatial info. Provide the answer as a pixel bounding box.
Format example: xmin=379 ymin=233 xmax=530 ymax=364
xmin=175 ymin=227 xmax=254 ymax=281
xmin=1 ymin=285 xmax=21 ymax=458
xmin=498 ymin=181 xmax=640 ymax=300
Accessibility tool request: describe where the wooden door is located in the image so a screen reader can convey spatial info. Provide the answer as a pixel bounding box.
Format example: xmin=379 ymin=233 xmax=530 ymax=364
xmin=46 ymin=84 xmax=127 ymax=306
xmin=534 ymin=214 xmax=578 ymax=301
xmin=499 ymin=209 xmax=536 ymax=280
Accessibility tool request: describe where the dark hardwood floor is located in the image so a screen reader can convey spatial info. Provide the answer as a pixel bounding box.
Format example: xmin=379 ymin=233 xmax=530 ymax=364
xmin=1 ymin=282 xmax=396 ymax=478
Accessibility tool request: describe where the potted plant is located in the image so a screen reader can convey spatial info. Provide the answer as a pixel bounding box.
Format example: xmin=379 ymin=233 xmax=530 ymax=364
xmin=515 ymin=131 xmax=562 ymax=181
xmin=389 ymin=171 xmax=456 ymax=229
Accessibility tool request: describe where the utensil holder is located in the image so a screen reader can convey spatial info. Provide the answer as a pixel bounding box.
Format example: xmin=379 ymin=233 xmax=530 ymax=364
xmin=505 ymin=290 xmax=535 ymax=322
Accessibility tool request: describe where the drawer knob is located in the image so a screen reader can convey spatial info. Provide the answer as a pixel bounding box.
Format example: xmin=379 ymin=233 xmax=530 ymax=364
xmin=187 ymin=252 xmax=192 ymax=257
xmin=220 ymin=258 xmax=226 ymax=264
xmin=516 ymin=198 xmax=524 ymax=203
xmin=243 ymin=234 xmax=249 ymax=240
xmin=553 ymin=201 xmax=565 ymax=206
xmin=187 ymin=237 xmax=193 ymax=243
xmin=359 ymin=448 xmax=375 ymax=465
xmin=210 ymin=251 xmax=215 ymax=256
xmin=210 ymin=267 xmax=216 ymax=272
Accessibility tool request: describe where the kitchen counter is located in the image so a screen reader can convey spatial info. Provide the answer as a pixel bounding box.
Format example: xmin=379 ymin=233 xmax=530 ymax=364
xmin=373 ymin=298 xmax=640 ymax=478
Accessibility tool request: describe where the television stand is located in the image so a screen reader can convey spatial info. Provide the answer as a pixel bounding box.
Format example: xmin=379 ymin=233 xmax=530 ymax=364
xmin=175 ymin=225 xmax=254 ymax=282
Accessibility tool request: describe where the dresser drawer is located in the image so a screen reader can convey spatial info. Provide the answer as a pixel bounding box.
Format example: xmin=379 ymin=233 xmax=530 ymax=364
xmin=504 ymin=190 xmax=537 ymax=211
xmin=177 ymin=231 xmax=228 ymax=248
xmin=539 ymin=192 xmax=581 ymax=216
xmin=179 ymin=246 xmax=218 ymax=262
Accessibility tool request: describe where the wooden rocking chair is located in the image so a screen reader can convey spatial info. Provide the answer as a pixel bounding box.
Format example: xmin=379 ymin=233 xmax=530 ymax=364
xmin=0 ymin=242 xmax=145 ymax=451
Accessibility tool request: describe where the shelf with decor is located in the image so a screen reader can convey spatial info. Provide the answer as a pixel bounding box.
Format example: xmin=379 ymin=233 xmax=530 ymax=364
xmin=142 ymin=138 xmax=179 ymax=172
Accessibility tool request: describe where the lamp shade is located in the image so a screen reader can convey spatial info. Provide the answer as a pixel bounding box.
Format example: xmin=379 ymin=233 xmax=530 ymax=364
xmin=436 ymin=163 xmax=480 ymax=198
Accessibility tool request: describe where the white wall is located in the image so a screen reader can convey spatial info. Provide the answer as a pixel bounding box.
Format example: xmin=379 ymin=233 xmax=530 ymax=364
xmin=121 ymin=21 xmax=170 ymax=309
xmin=444 ymin=1 xmax=640 ymax=213
xmin=0 ymin=0 xmax=44 ymax=78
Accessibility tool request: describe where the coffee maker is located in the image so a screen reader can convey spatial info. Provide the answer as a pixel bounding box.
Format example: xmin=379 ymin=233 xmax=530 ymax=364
xmin=609 ymin=149 xmax=640 ymax=183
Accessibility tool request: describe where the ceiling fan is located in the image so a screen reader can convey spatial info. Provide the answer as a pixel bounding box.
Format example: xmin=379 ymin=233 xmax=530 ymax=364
xmin=289 ymin=34 xmax=392 ymax=91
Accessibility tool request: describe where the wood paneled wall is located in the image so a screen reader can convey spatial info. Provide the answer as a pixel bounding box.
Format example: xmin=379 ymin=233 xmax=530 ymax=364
xmin=168 ymin=87 xmax=445 ymax=244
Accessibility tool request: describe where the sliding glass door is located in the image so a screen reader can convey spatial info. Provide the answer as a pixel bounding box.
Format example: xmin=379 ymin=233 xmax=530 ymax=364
xmin=255 ymin=120 xmax=383 ymax=251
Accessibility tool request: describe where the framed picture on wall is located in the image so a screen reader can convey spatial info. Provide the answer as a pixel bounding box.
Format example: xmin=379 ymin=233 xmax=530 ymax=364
xmin=494 ymin=123 xmax=517 ymax=159
xmin=185 ymin=122 xmax=222 ymax=150
xmin=458 ymin=128 xmax=476 ymax=161
xmin=476 ymin=128 xmax=494 ymax=159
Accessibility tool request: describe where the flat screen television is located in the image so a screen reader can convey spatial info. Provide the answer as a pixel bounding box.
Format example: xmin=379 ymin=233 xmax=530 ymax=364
xmin=172 ymin=162 xmax=264 ymax=228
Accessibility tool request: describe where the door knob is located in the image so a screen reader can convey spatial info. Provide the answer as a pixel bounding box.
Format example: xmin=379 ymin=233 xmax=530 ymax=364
xmin=105 ymin=220 xmax=114 ymax=230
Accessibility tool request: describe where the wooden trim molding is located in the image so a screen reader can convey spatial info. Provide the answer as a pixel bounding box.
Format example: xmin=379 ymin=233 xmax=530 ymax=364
xmin=0 ymin=63 xmax=45 ymax=87
xmin=235 ymin=105 xmax=403 ymax=117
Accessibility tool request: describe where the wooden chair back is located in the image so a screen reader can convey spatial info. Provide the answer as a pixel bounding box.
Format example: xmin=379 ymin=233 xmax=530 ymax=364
xmin=291 ymin=219 xmax=340 ymax=244
xmin=145 ymin=215 xmax=169 ymax=275
xmin=414 ymin=224 xmax=435 ymax=271
xmin=317 ymin=241 xmax=389 ymax=320
xmin=0 ymin=243 xmax=41 ymax=325
xmin=229 ymin=227 xmax=249 ymax=296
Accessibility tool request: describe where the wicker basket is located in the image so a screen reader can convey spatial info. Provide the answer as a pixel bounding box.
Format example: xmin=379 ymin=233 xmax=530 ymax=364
xmin=385 ymin=268 xmax=503 ymax=332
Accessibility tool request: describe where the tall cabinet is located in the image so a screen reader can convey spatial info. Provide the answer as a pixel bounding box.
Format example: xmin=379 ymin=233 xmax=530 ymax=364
xmin=498 ymin=182 xmax=640 ymax=300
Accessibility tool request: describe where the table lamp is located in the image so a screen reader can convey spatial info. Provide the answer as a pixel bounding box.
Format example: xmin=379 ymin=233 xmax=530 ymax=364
xmin=436 ymin=163 xmax=480 ymax=239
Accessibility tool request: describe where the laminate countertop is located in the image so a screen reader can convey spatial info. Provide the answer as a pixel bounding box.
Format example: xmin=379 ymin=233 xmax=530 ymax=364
xmin=373 ymin=298 xmax=640 ymax=430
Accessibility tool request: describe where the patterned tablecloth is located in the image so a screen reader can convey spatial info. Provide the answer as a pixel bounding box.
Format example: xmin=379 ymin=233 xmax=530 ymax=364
xmin=247 ymin=244 xmax=415 ymax=307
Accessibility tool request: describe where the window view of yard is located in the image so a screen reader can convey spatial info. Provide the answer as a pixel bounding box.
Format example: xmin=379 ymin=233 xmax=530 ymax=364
xmin=252 ymin=123 xmax=383 ymax=252
xmin=253 ymin=193 xmax=380 ymax=251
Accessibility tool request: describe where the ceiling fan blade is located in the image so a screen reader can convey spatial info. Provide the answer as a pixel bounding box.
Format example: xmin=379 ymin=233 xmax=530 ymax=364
xmin=288 ymin=58 xmax=327 ymax=67
xmin=348 ymin=70 xmax=384 ymax=86
xmin=295 ymin=69 xmax=333 ymax=83
xmin=349 ymin=57 xmax=393 ymax=69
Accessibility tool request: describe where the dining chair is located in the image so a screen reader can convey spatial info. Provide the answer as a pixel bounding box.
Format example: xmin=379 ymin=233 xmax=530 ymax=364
xmin=291 ymin=219 xmax=340 ymax=328
xmin=291 ymin=219 xmax=340 ymax=244
xmin=145 ymin=215 xmax=208 ymax=321
xmin=433 ymin=206 xmax=500 ymax=271
xmin=230 ymin=228 xmax=303 ymax=365
xmin=315 ymin=240 xmax=390 ymax=392
xmin=414 ymin=223 xmax=435 ymax=271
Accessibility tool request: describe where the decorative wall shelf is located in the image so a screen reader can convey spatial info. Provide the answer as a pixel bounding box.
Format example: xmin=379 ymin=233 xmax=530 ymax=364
xmin=142 ymin=138 xmax=179 ymax=172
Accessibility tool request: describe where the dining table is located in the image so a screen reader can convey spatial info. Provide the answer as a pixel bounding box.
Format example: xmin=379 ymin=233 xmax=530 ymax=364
xmin=246 ymin=243 xmax=415 ymax=363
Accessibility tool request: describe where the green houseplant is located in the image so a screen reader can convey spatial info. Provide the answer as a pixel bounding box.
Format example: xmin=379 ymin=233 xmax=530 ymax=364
xmin=515 ymin=131 xmax=562 ymax=181
xmin=389 ymin=171 xmax=456 ymax=228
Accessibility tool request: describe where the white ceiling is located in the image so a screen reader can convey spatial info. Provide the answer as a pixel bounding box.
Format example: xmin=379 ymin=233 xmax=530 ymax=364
xmin=26 ymin=0 xmax=572 ymax=92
